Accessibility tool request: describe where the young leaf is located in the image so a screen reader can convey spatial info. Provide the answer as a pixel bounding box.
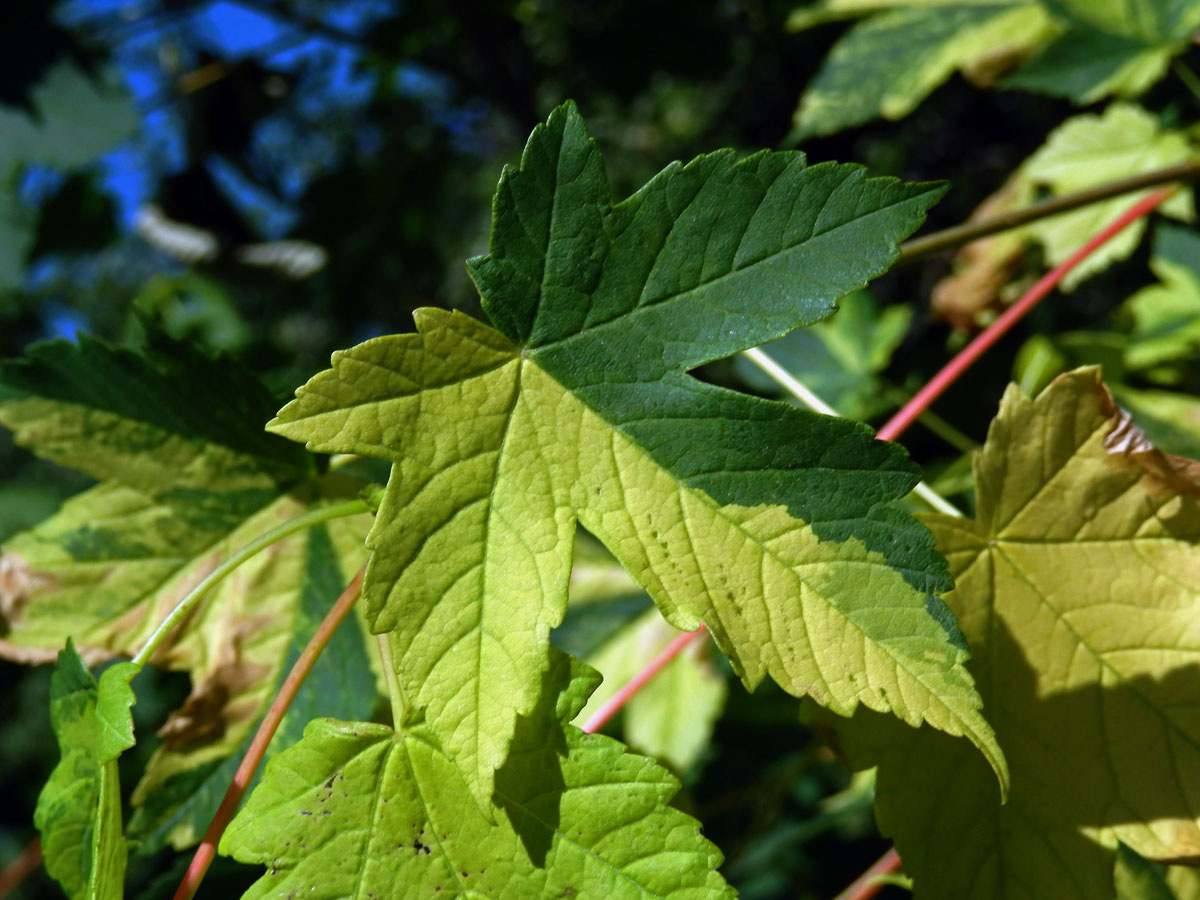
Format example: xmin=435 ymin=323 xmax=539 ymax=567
xmin=35 ymin=643 xmax=136 ymax=900
xmin=221 ymin=651 xmax=734 ymax=899
xmin=1019 ymin=102 xmax=1194 ymax=288
xmin=828 ymin=368 xmax=1200 ymax=899
xmin=792 ymin=2 xmax=1053 ymax=139
xmin=269 ymin=101 xmax=1005 ymax=802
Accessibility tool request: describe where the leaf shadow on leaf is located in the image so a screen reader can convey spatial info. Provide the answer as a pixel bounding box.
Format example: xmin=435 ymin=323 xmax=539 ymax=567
xmin=836 ymin=615 xmax=1200 ymax=898
xmin=979 ymin=594 xmax=1200 ymax=859
xmin=493 ymin=661 xmax=570 ymax=868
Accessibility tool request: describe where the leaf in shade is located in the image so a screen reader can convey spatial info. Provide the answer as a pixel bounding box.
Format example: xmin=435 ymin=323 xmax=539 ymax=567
xmin=126 ymin=522 xmax=379 ymax=851
xmin=0 ymin=332 xmax=374 ymax=849
xmin=734 ymin=291 xmax=912 ymax=420
xmin=1120 ymin=224 xmax=1200 ymax=379
xmin=821 ymin=368 xmax=1200 ymax=900
xmin=792 ymin=2 xmax=1053 ymax=139
xmin=575 ymin=609 xmax=725 ymax=771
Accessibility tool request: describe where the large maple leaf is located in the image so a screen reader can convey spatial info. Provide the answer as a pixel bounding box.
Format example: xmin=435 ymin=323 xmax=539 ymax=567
xmin=269 ymin=101 xmax=1006 ymax=801
xmin=824 ymin=368 xmax=1200 ymax=899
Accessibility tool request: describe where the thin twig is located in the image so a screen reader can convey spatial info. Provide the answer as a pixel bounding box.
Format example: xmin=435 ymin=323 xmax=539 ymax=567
xmin=894 ymin=159 xmax=1200 ymax=266
xmin=833 ymin=847 xmax=902 ymax=900
xmin=581 ymin=625 xmax=708 ymax=734
xmin=878 ymin=186 xmax=1178 ymax=444
xmin=0 ymin=838 xmax=41 ymax=899
xmin=172 ymin=566 xmax=366 ymax=900
xmin=881 ymin=385 xmax=978 ymax=454
xmin=133 ymin=499 xmax=369 ymax=668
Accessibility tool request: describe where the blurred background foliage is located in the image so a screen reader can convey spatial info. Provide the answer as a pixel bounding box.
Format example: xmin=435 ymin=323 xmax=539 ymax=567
xmin=5 ymin=1 xmax=1200 ymax=898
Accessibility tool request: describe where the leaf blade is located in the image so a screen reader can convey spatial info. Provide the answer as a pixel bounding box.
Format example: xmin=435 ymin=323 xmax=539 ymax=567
xmin=833 ymin=368 xmax=1200 ymax=899
xmin=221 ymin=652 xmax=733 ymax=899
xmin=270 ymin=102 xmax=1004 ymax=804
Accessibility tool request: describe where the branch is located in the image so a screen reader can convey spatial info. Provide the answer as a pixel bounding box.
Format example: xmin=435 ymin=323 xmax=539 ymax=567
xmin=581 ymin=625 xmax=709 ymax=734
xmin=878 ymin=186 xmax=1178 ymax=443
xmin=895 ymin=158 xmax=1200 ymax=266
xmin=0 ymin=838 xmax=41 ymax=899
xmin=833 ymin=847 xmax=902 ymax=900
xmin=172 ymin=565 xmax=366 ymax=900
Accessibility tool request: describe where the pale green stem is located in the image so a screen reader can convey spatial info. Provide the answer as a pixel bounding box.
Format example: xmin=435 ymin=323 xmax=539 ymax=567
xmin=739 ymin=347 xmax=964 ymax=518
xmin=131 ymin=498 xmax=370 ymax=668
xmin=909 ymin=479 xmax=967 ymax=517
xmin=377 ymin=632 xmax=408 ymax=727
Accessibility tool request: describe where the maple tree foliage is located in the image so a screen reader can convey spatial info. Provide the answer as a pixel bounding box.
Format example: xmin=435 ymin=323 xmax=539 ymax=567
xmin=268 ymin=101 xmax=1004 ymax=807
xmin=9 ymin=4 xmax=1200 ymax=896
